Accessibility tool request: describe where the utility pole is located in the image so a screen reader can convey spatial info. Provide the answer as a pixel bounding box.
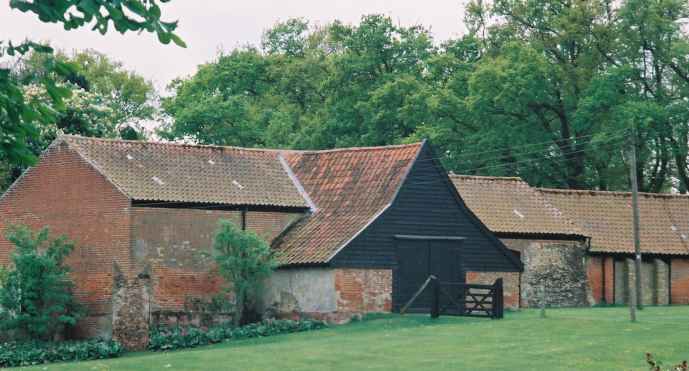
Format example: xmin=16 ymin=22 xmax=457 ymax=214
xmin=629 ymin=132 xmax=643 ymax=314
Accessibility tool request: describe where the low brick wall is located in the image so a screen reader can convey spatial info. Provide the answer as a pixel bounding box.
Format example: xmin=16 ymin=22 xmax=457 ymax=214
xmin=335 ymin=269 xmax=392 ymax=313
xmin=465 ymin=271 xmax=520 ymax=310
xmin=261 ymin=268 xmax=392 ymax=323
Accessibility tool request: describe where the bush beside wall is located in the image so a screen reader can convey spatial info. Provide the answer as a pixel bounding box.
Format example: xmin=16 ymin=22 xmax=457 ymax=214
xmin=0 ymin=339 xmax=124 ymax=368
xmin=148 ymin=319 xmax=327 ymax=351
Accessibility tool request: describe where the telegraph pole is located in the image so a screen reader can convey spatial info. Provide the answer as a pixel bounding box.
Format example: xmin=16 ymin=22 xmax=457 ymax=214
xmin=629 ymin=132 xmax=643 ymax=314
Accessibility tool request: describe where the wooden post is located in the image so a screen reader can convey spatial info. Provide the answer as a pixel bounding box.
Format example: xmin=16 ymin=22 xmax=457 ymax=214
xmin=540 ymin=282 xmax=546 ymax=319
xmin=494 ymin=278 xmax=504 ymax=319
xmin=431 ymin=278 xmax=440 ymax=319
xmin=629 ymin=133 xmax=643 ymax=314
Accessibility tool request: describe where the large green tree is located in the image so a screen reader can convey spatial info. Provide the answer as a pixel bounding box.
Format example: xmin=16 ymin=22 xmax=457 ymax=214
xmin=1 ymin=0 xmax=182 ymax=190
xmin=1 ymin=49 xmax=157 ymax=190
xmin=162 ymin=5 xmax=689 ymax=192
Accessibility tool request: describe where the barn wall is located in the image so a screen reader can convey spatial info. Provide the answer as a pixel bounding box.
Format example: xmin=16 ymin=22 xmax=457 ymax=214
xmin=130 ymin=207 xmax=302 ymax=312
xmin=261 ymin=268 xmax=337 ymax=315
xmin=261 ymin=268 xmax=392 ymax=323
xmin=501 ymin=238 xmax=590 ymax=308
xmin=332 ymin=144 xmax=520 ymax=309
xmin=334 ymin=269 xmax=392 ymax=313
xmin=671 ymin=258 xmax=689 ymax=304
xmin=612 ymin=257 xmax=670 ymax=306
xmin=0 ymin=142 xmax=132 ymax=340
xmin=130 ymin=207 xmax=242 ymax=311
xmin=603 ymin=257 xmax=615 ymax=304
xmin=586 ymin=256 xmax=604 ymax=304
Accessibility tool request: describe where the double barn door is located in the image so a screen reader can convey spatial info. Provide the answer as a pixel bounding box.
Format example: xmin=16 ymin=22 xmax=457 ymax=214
xmin=394 ymin=235 xmax=464 ymax=312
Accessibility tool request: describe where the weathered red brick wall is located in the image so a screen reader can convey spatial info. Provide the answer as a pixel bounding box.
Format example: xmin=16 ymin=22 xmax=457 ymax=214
xmin=465 ymin=271 xmax=520 ymax=310
xmin=0 ymin=142 xmax=132 ymax=338
xmin=671 ymin=258 xmax=689 ymax=304
xmin=334 ymin=269 xmax=392 ymax=313
xmin=130 ymin=207 xmax=301 ymax=311
xmin=587 ymin=256 xmax=603 ymax=304
xmin=603 ymin=257 xmax=615 ymax=304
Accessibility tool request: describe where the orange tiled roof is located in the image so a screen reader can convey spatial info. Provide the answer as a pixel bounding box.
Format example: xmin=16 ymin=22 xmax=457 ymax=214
xmin=273 ymin=143 xmax=423 ymax=264
xmin=539 ymin=188 xmax=689 ymax=255
xmin=60 ymin=135 xmax=308 ymax=208
xmin=52 ymin=136 xmax=424 ymax=264
xmin=450 ymin=175 xmax=583 ymax=237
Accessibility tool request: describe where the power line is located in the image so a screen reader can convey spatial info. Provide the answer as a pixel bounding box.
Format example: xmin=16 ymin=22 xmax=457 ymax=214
xmin=420 ymin=132 xmax=628 ymax=165
xmin=429 ymin=128 xmax=631 ymax=161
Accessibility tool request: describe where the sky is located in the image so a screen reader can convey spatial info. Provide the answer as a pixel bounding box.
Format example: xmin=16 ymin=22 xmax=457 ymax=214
xmin=1 ymin=1 xmax=469 ymax=92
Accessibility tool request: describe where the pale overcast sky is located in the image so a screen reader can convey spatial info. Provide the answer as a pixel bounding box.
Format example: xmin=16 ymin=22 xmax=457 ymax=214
xmin=1 ymin=1 xmax=469 ymax=92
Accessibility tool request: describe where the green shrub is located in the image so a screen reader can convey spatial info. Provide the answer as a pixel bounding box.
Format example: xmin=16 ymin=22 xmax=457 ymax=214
xmin=148 ymin=319 xmax=327 ymax=351
xmin=212 ymin=220 xmax=276 ymax=325
xmin=0 ymin=339 xmax=124 ymax=368
xmin=0 ymin=225 xmax=83 ymax=340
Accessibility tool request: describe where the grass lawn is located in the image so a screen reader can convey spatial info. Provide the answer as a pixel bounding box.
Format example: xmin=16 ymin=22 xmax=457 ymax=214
xmin=22 ymin=306 xmax=689 ymax=371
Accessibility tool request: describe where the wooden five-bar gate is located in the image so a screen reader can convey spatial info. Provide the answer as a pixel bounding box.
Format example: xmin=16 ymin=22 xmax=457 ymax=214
xmin=400 ymin=275 xmax=504 ymax=319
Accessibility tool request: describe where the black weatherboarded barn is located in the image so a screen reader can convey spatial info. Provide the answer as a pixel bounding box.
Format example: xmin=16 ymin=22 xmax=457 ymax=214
xmin=273 ymin=140 xmax=522 ymax=313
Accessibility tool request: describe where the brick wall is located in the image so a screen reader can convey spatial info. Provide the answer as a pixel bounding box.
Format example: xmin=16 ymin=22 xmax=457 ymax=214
xmin=603 ymin=257 xmax=615 ymax=304
xmin=587 ymin=256 xmax=603 ymax=304
xmin=465 ymin=271 xmax=520 ymax=310
xmin=130 ymin=207 xmax=301 ymax=311
xmin=0 ymin=142 xmax=132 ymax=339
xmin=334 ymin=269 xmax=392 ymax=313
xmin=671 ymin=258 xmax=689 ymax=304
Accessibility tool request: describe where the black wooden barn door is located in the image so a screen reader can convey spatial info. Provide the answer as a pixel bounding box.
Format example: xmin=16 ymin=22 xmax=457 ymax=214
xmin=393 ymin=236 xmax=464 ymax=312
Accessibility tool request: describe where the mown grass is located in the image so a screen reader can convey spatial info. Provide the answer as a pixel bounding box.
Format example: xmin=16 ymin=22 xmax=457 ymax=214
xmin=21 ymin=306 xmax=689 ymax=370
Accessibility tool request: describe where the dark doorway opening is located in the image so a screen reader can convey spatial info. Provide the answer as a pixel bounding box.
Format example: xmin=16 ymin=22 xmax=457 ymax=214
xmin=393 ymin=235 xmax=464 ymax=312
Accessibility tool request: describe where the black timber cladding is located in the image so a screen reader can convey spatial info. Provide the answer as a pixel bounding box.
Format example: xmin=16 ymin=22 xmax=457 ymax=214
xmin=331 ymin=142 xmax=522 ymax=272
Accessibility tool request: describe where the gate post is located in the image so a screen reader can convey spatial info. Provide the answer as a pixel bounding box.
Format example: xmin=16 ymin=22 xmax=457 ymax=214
xmin=493 ymin=278 xmax=504 ymax=319
xmin=431 ymin=278 xmax=440 ymax=319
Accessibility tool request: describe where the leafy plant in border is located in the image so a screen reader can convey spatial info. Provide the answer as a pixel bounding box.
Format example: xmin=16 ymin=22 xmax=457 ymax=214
xmin=0 ymin=338 xmax=123 ymax=368
xmin=0 ymin=225 xmax=83 ymax=341
xmin=148 ymin=319 xmax=328 ymax=351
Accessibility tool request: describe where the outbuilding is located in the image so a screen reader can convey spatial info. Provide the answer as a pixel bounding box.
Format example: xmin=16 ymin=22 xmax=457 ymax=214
xmin=0 ymin=136 xmax=521 ymax=348
xmin=450 ymin=174 xmax=689 ymax=308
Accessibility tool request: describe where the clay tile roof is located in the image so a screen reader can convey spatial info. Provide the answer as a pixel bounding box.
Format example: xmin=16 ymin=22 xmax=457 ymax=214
xmin=450 ymin=175 xmax=584 ymax=237
xmin=60 ymin=135 xmax=308 ymax=208
xmin=539 ymin=188 xmax=689 ymax=255
xmin=273 ymin=143 xmax=423 ymax=265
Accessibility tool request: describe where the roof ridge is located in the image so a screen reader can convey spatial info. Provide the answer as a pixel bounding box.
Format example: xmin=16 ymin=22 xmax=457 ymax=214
xmin=538 ymin=186 xmax=689 ymax=199
xmin=449 ymin=174 xmax=524 ymax=182
xmin=60 ymin=134 xmax=289 ymax=153
xmin=60 ymin=134 xmax=422 ymax=154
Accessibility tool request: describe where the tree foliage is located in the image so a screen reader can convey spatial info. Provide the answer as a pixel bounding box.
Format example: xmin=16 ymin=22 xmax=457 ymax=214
xmin=9 ymin=0 xmax=185 ymax=47
xmin=212 ymin=220 xmax=276 ymax=325
xmin=162 ymin=5 xmax=689 ymax=192
xmin=0 ymin=225 xmax=82 ymax=341
xmin=1 ymin=0 xmax=177 ymax=191
xmin=0 ymin=49 xmax=155 ymax=190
